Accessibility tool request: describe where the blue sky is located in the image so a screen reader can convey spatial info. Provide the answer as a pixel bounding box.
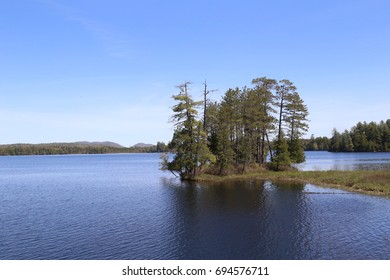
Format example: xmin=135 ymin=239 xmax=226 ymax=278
xmin=1 ymin=0 xmax=389 ymax=146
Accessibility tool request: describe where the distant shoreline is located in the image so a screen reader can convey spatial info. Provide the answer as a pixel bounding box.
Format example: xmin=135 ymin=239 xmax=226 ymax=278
xmin=0 ymin=142 xmax=167 ymax=156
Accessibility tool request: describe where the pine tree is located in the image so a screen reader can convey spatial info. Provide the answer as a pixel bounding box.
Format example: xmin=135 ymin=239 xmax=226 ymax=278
xmin=251 ymin=77 xmax=277 ymax=164
xmin=163 ymin=77 xmax=310 ymax=176
xmin=379 ymin=120 xmax=390 ymax=151
xmin=284 ymin=92 xmax=309 ymax=163
xmin=330 ymin=128 xmax=342 ymax=152
xmin=161 ymin=82 xmax=215 ymax=180
xmin=351 ymin=122 xmax=368 ymax=152
xmin=275 ymin=80 xmax=295 ymax=146
xmin=272 ymin=80 xmax=295 ymax=168
xmin=289 ymin=138 xmax=306 ymax=163
xmin=270 ymin=131 xmax=291 ymax=171
xmin=341 ymin=130 xmax=354 ymax=152
xmin=213 ymin=92 xmax=237 ymax=174
xmin=284 ymin=92 xmax=309 ymax=140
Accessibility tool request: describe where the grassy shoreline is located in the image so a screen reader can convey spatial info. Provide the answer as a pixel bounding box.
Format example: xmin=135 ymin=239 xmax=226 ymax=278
xmin=196 ymin=170 xmax=390 ymax=197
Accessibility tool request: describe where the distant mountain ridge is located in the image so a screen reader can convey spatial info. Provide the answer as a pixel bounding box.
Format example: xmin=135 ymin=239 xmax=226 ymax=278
xmin=72 ymin=141 xmax=124 ymax=148
xmin=132 ymin=143 xmax=154 ymax=148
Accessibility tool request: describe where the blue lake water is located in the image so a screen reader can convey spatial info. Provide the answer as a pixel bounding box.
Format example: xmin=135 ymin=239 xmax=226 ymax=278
xmin=1 ymin=153 xmax=390 ymax=259
xmin=297 ymin=151 xmax=390 ymax=171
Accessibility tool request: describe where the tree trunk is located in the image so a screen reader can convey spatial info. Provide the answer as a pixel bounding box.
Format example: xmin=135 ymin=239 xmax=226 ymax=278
xmin=266 ymin=132 xmax=273 ymax=162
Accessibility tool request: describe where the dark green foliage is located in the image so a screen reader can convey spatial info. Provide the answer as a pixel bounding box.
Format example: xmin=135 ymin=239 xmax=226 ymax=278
xmin=288 ymin=138 xmax=306 ymax=163
xmin=0 ymin=142 xmax=130 ymax=156
xmin=270 ymin=132 xmax=291 ymax=171
xmin=156 ymin=142 xmax=168 ymax=153
xmin=328 ymin=119 xmax=390 ymax=152
xmin=330 ymin=128 xmax=342 ymax=152
xmin=341 ymin=130 xmax=354 ymax=152
xmin=161 ymin=82 xmax=215 ymax=180
xmin=163 ymin=77 xmax=310 ymax=178
xmin=0 ymin=141 xmax=170 ymax=156
xmin=250 ymin=77 xmax=277 ymax=164
xmin=379 ymin=120 xmax=390 ymax=151
xmin=284 ymin=92 xmax=309 ymax=141
xmin=272 ymin=79 xmax=308 ymax=167
xmin=303 ymin=135 xmax=330 ymax=151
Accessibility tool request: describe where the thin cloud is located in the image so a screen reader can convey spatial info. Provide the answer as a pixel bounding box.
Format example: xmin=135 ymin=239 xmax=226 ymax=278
xmin=36 ymin=0 xmax=132 ymax=59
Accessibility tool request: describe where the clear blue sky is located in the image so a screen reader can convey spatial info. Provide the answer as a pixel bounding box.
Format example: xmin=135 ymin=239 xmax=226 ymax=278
xmin=1 ymin=0 xmax=389 ymax=146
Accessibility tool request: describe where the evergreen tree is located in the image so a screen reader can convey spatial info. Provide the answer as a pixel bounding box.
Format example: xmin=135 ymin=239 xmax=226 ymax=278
xmin=330 ymin=128 xmax=341 ymax=152
xmin=289 ymin=138 xmax=306 ymax=163
xmin=156 ymin=142 xmax=167 ymax=152
xmin=272 ymin=80 xmax=295 ymax=167
xmin=270 ymin=131 xmax=291 ymax=171
xmin=284 ymin=92 xmax=309 ymax=140
xmin=366 ymin=121 xmax=382 ymax=151
xmin=251 ymin=77 xmax=277 ymax=164
xmin=284 ymin=92 xmax=309 ymax=163
xmin=379 ymin=120 xmax=390 ymax=151
xmin=307 ymin=134 xmax=319 ymax=151
xmin=215 ymin=88 xmax=242 ymax=168
xmin=161 ymin=82 xmax=215 ymax=180
xmin=275 ymin=80 xmax=295 ymax=144
xmin=327 ymin=120 xmax=390 ymax=152
xmin=163 ymin=77 xmax=310 ymax=176
xmin=340 ymin=130 xmax=354 ymax=152
xmin=351 ymin=122 xmax=368 ymax=152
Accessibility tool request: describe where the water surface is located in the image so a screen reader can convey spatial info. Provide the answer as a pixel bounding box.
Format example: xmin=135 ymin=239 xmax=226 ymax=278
xmin=297 ymin=151 xmax=390 ymax=171
xmin=1 ymin=153 xmax=390 ymax=259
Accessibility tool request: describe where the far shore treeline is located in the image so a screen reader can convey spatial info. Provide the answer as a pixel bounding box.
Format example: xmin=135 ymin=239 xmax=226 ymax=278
xmin=303 ymin=120 xmax=390 ymax=152
xmin=0 ymin=142 xmax=169 ymax=156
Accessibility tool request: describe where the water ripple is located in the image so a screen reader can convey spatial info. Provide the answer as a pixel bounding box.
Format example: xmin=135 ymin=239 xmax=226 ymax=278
xmin=1 ymin=154 xmax=390 ymax=259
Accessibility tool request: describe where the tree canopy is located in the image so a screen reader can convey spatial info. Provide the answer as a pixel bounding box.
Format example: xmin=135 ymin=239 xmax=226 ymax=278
xmin=304 ymin=120 xmax=390 ymax=153
xmin=162 ymin=77 xmax=309 ymax=178
xmin=330 ymin=120 xmax=390 ymax=152
xmin=160 ymin=82 xmax=215 ymax=180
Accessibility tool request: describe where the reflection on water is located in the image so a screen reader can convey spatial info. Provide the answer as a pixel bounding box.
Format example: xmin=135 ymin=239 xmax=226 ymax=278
xmin=1 ymin=154 xmax=390 ymax=260
xmin=160 ymin=178 xmax=390 ymax=260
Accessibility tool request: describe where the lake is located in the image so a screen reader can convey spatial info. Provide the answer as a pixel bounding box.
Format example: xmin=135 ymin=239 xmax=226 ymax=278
xmin=1 ymin=152 xmax=390 ymax=260
xmin=297 ymin=151 xmax=390 ymax=171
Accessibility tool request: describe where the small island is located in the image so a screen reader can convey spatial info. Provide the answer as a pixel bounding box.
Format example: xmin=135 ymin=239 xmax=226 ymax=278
xmin=161 ymin=78 xmax=390 ymax=197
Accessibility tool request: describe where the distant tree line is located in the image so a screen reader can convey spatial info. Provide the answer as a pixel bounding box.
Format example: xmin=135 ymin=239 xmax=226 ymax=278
xmin=0 ymin=142 xmax=169 ymax=156
xmin=161 ymin=77 xmax=309 ymax=180
xmin=329 ymin=120 xmax=390 ymax=152
xmin=303 ymin=119 xmax=390 ymax=152
xmin=0 ymin=143 xmax=130 ymax=156
xmin=302 ymin=136 xmax=330 ymax=151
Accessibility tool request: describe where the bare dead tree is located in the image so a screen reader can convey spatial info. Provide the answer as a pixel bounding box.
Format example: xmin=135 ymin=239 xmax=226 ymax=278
xmin=202 ymin=80 xmax=218 ymax=130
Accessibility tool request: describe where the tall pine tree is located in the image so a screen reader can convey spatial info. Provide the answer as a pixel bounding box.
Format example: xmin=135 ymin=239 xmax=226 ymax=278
xmin=284 ymin=92 xmax=309 ymax=163
xmin=161 ymin=82 xmax=215 ymax=180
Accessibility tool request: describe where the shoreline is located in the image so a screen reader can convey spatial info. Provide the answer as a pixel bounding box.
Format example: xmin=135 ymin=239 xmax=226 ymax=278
xmin=196 ymin=169 xmax=390 ymax=197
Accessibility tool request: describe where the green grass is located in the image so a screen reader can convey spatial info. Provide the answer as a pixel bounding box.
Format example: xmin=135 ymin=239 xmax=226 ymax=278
xmin=196 ymin=169 xmax=390 ymax=196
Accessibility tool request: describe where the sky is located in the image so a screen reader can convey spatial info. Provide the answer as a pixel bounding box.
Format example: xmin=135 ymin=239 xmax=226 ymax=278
xmin=0 ymin=0 xmax=389 ymax=146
